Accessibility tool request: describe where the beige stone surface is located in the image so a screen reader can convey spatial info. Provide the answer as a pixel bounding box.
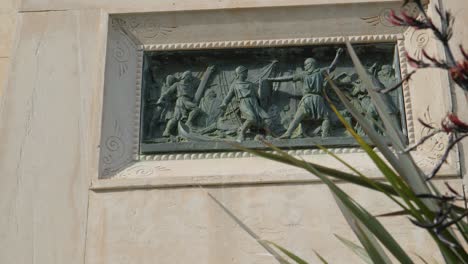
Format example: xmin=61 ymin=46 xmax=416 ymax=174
xmin=0 ymin=58 xmax=9 ymax=96
xmin=0 ymin=0 xmax=19 ymax=12
xmin=99 ymin=17 xmax=140 ymax=179
xmin=0 ymin=5 xmax=18 ymax=98
xmin=86 ymin=179 xmax=462 ymax=264
xmin=114 ymin=2 xmax=403 ymax=45
xmin=0 ymin=11 xmax=17 ymax=57
xmin=19 ymin=0 xmax=401 ymax=13
xmin=0 ymin=9 xmax=104 ymax=264
xmin=91 ymin=148 xmax=458 ymax=191
xmin=443 ymin=0 xmax=468 ymax=185
xmin=446 ymin=0 xmax=468 ymax=55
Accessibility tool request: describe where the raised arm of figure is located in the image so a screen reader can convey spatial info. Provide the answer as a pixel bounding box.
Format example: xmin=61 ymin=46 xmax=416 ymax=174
xmin=327 ymin=48 xmax=344 ymax=74
xmin=267 ymin=75 xmax=294 ymax=82
xmin=368 ymin=62 xmax=378 ymax=75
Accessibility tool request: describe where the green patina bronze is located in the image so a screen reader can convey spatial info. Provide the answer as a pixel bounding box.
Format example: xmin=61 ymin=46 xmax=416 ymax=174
xmin=140 ymin=44 xmax=405 ymax=154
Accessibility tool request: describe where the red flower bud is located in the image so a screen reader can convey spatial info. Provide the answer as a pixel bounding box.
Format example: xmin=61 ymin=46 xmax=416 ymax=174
xmin=461 ymin=45 xmax=468 ymax=60
xmin=442 ymin=113 xmax=468 ymax=133
xmin=449 ymin=60 xmax=468 ymax=91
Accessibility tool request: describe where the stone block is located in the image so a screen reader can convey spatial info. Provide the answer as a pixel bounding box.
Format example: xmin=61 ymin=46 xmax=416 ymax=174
xmin=85 ymin=179 xmax=462 ymax=263
xmin=0 ymin=0 xmax=19 ymax=12
xmin=19 ymin=0 xmax=401 ymax=13
xmin=0 ymin=11 xmax=16 ymax=57
xmin=0 ymin=9 xmax=103 ymax=264
xmin=0 ymin=58 xmax=9 ymax=97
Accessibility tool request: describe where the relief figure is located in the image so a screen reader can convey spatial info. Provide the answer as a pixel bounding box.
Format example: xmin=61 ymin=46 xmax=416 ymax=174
xmin=147 ymin=74 xmax=177 ymax=139
xmin=157 ymin=71 xmax=201 ymax=137
xmin=370 ymin=64 xmax=400 ymax=133
xmin=268 ymin=48 xmax=344 ymax=138
xmin=376 ymin=64 xmax=401 ymax=128
xmin=335 ymin=71 xmax=373 ymax=135
xmin=220 ymin=66 xmax=271 ymax=142
xmin=336 ymin=63 xmax=400 ymax=135
xmin=200 ymin=89 xmax=222 ymax=126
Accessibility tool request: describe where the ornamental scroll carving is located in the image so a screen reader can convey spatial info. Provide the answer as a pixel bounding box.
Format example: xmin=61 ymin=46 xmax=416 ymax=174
xmin=112 ymin=16 xmax=177 ymax=41
xmin=116 ymin=164 xmax=171 ymax=178
xmin=360 ymin=3 xmax=421 ymax=27
xmin=101 ymin=121 xmax=132 ymax=177
xmin=408 ymin=29 xmax=431 ymax=60
xmin=140 ymin=43 xmax=406 ymax=154
xmin=415 ymin=107 xmax=447 ymax=167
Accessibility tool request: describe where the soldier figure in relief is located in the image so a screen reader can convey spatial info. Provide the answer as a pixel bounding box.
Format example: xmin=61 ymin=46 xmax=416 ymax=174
xmin=157 ymin=71 xmax=201 ymax=137
xmin=219 ymin=66 xmax=270 ymax=142
xmin=147 ymin=74 xmax=177 ymax=139
xmin=268 ymin=48 xmax=344 ymax=138
xmin=337 ymin=63 xmax=400 ymax=135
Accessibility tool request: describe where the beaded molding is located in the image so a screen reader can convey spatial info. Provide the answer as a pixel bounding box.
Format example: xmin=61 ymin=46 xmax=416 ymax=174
xmin=397 ymin=37 xmax=416 ymax=145
xmin=133 ymin=48 xmax=144 ymax=161
xmin=139 ymin=148 xmax=367 ymax=161
xmin=134 ymin=34 xmax=413 ymax=161
xmin=141 ymin=34 xmax=399 ymax=51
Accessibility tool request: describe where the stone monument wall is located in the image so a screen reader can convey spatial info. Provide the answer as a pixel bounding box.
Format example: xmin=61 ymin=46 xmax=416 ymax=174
xmin=0 ymin=1 xmax=467 ymax=263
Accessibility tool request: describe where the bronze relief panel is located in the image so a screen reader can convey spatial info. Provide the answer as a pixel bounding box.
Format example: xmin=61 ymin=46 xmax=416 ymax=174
xmin=140 ymin=43 xmax=404 ymax=154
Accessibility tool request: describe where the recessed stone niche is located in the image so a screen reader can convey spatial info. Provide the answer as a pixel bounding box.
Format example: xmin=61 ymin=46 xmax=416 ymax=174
xmin=96 ymin=4 xmax=458 ymax=184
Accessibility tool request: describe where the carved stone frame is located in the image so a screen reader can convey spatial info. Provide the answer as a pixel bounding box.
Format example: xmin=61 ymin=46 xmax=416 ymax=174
xmin=93 ymin=7 xmax=459 ymax=190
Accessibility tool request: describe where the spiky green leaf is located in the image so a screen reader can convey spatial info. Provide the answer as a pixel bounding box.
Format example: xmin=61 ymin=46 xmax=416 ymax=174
xmin=313 ymin=250 xmax=329 ymax=264
xmin=335 ymin=198 xmax=392 ymax=264
xmin=205 ymin=189 xmax=292 ymax=264
xmin=335 ymin=235 xmax=373 ymax=264
xmin=266 ymin=241 xmax=309 ymax=264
